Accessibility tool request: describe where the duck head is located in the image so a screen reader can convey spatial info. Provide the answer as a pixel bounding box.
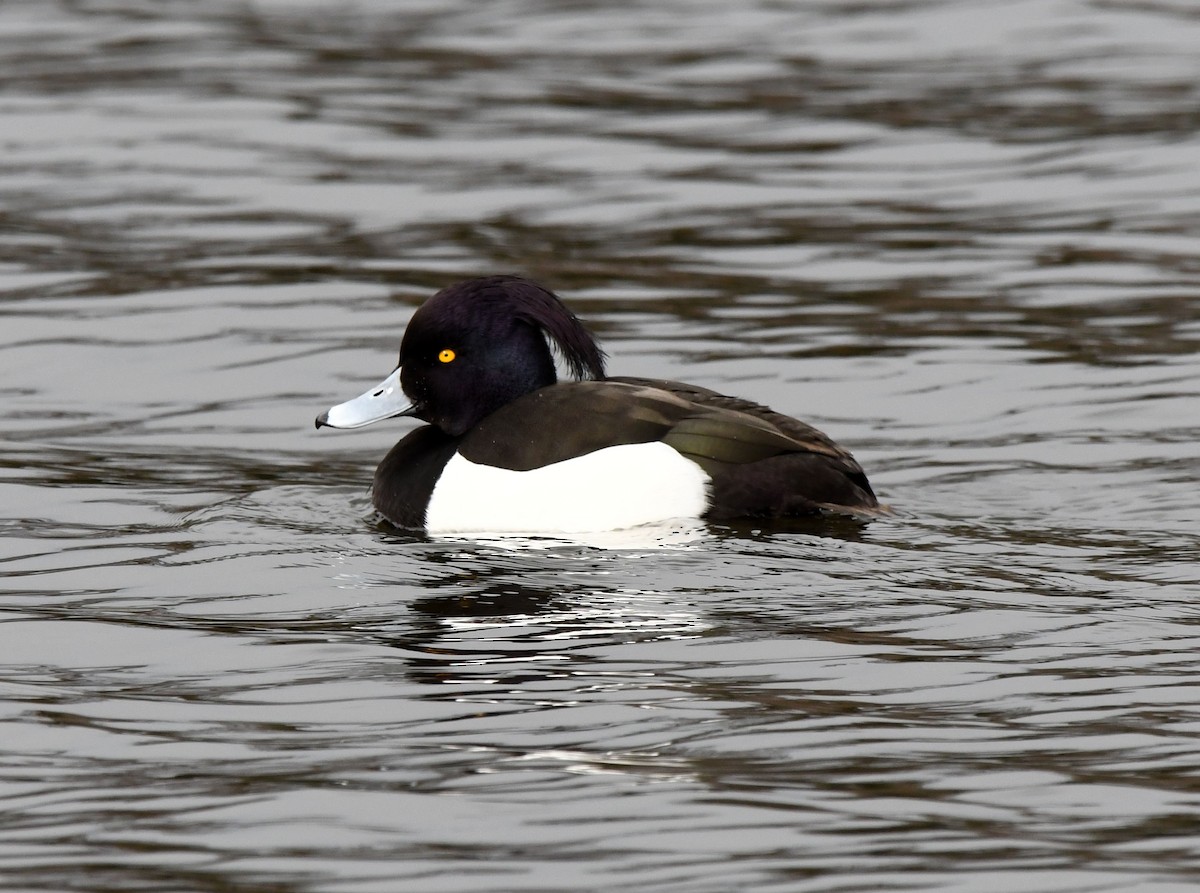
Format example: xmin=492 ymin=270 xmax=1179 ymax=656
xmin=316 ymin=276 xmax=607 ymax=436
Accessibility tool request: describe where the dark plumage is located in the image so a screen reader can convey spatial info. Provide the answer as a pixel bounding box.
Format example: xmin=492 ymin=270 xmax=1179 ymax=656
xmin=316 ymin=275 xmax=880 ymax=532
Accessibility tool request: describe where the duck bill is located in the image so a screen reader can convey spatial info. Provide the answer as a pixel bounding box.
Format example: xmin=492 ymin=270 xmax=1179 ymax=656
xmin=315 ymin=367 xmax=415 ymax=430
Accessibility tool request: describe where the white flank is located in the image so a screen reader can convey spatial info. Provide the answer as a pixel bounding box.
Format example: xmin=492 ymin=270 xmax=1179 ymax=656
xmin=425 ymin=442 xmax=711 ymax=533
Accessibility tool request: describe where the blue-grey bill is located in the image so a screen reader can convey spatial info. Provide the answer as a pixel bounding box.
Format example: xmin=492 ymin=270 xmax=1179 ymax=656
xmin=315 ymin=367 xmax=414 ymax=429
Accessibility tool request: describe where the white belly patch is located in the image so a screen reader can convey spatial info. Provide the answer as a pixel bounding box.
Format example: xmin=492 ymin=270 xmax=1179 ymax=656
xmin=425 ymin=441 xmax=711 ymax=533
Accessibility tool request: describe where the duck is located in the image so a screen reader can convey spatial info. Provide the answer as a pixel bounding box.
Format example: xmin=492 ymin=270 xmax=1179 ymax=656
xmin=315 ymin=275 xmax=879 ymax=533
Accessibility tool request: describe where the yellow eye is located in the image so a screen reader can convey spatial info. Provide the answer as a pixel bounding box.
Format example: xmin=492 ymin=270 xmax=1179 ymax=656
xmin=438 ymin=348 xmax=456 ymax=364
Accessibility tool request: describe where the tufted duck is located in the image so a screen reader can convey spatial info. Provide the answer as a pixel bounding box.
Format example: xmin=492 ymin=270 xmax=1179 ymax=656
xmin=316 ymin=276 xmax=879 ymax=532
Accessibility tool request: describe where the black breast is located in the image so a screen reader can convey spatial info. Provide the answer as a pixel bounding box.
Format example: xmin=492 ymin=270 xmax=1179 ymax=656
xmin=372 ymin=426 xmax=463 ymax=529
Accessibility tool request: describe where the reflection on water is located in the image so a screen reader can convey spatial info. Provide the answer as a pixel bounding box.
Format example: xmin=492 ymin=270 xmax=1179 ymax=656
xmin=2 ymin=0 xmax=1199 ymax=891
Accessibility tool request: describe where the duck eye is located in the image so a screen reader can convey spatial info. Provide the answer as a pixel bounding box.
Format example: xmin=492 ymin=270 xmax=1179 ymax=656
xmin=438 ymin=348 xmax=456 ymax=364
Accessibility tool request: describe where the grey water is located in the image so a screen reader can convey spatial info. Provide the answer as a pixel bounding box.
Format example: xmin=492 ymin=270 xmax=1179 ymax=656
xmin=2 ymin=1 xmax=1199 ymax=891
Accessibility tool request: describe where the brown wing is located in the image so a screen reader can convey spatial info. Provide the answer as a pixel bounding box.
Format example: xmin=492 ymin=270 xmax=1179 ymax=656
xmin=610 ymin=377 xmax=857 ymax=463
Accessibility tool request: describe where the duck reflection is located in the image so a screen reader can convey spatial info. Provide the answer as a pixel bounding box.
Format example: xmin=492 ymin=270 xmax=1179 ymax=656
xmin=336 ymin=511 xmax=883 ymax=689
xmin=350 ymin=538 xmax=707 ymax=687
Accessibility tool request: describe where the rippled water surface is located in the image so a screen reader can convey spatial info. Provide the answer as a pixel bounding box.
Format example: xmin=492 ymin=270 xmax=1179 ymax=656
xmin=2 ymin=1 xmax=1199 ymax=890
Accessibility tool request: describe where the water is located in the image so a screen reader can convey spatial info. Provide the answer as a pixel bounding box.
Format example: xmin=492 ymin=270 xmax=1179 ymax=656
xmin=2 ymin=0 xmax=1199 ymax=890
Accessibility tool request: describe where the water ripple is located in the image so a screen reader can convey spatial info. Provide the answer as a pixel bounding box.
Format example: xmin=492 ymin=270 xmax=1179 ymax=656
xmin=2 ymin=1 xmax=1200 ymax=891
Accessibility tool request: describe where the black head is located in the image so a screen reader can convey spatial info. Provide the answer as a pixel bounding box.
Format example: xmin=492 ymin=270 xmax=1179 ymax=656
xmin=397 ymin=276 xmax=607 ymax=436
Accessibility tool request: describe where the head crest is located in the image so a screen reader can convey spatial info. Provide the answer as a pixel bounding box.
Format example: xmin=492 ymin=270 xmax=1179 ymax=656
xmin=474 ymin=276 xmax=607 ymax=380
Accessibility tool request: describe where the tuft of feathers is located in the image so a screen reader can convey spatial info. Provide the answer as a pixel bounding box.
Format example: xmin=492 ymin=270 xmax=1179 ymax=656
xmin=473 ymin=276 xmax=607 ymax=381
